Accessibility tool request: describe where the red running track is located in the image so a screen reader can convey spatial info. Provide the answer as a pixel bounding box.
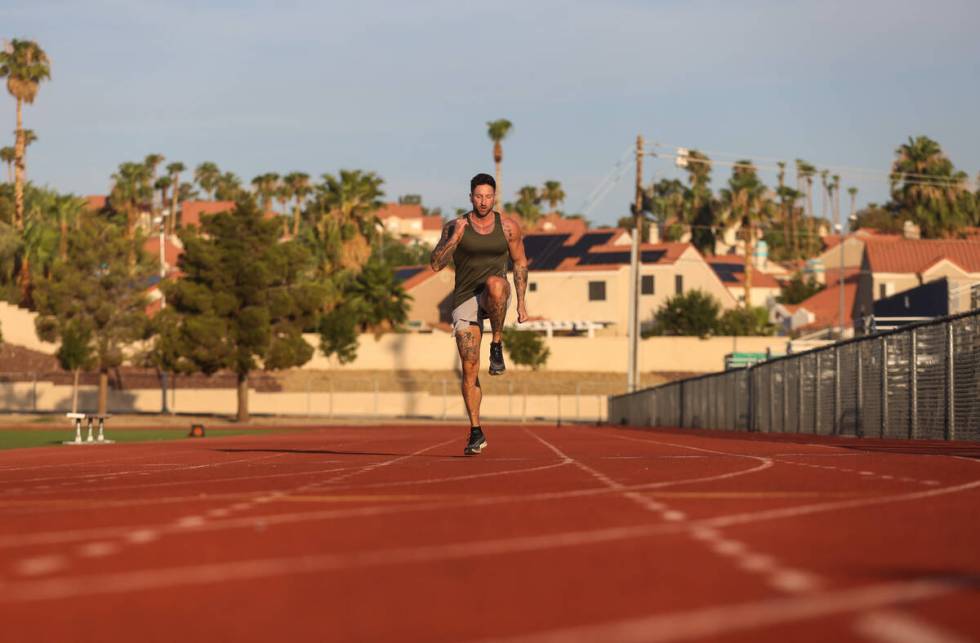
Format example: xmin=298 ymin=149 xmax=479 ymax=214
xmin=1 ymin=423 xmax=979 ymax=642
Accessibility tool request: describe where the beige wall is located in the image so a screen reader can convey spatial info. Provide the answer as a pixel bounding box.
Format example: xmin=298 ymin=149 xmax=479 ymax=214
xmin=725 ymin=285 xmax=781 ymax=308
xmin=305 ymin=332 xmax=787 ymax=373
xmin=405 ymin=270 xmax=455 ymax=326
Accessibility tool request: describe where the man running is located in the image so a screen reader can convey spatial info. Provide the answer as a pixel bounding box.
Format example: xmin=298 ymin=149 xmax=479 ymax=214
xmin=430 ymin=173 xmax=529 ymax=456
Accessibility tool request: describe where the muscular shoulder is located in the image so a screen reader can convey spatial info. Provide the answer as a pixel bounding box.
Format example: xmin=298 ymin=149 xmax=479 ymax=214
xmin=500 ymin=214 xmax=524 ymax=242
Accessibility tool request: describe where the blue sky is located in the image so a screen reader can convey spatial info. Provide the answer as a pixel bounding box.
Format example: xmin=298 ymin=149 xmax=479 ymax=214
xmin=2 ymin=0 xmax=979 ymax=227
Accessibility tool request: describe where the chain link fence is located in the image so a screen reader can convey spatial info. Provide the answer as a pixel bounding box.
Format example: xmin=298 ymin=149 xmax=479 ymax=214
xmin=609 ymin=309 xmax=980 ymax=441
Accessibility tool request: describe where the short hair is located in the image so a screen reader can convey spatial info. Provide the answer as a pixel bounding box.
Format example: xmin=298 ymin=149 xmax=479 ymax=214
xmin=470 ymin=173 xmax=496 ymax=193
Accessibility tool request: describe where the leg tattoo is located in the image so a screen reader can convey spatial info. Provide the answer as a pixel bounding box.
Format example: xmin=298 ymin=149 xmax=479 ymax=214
xmin=456 ymin=324 xmax=483 ymax=426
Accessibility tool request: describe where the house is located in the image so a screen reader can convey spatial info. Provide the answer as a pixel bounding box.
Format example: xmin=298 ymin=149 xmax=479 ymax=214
xmin=376 ymin=203 xmax=443 ymax=247
xmin=811 ymin=229 xmax=902 ymax=285
xmin=531 ymin=213 xmax=589 ymax=235
xmin=855 ymin=238 xmax=980 ymax=320
xmin=772 ymin=274 xmax=861 ymax=337
xmin=706 ymin=255 xmax=781 ymax=307
xmin=864 ymin=277 xmax=979 ymax=332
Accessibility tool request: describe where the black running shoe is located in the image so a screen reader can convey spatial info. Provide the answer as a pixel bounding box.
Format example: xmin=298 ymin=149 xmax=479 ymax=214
xmin=464 ymin=426 xmax=487 ymax=456
xmin=489 ymin=341 xmax=506 ymax=375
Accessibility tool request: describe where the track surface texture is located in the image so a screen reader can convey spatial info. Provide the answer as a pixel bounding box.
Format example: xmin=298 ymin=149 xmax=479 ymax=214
xmin=1 ymin=424 xmax=979 ymax=642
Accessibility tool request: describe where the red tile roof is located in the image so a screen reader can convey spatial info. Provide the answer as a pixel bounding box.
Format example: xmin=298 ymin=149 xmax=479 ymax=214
xmin=85 ymin=195 xmax=107 ymax=211
xmin=797 ymin=275 xmax=860 ymax=330
xmin=421 ymin=215 xmax=443 ymax=231
xmin=533 ymin=213 xmax=589 ymax=235
xmin=141 ymin=235 xmax=184 ymax=272
xmin=864 ymin=239 xmax=980 ymax=274
xmin=376 ymin=203 xmax=425 ymax=220
xmin=179 ymin=201 xmax=278 ymax=228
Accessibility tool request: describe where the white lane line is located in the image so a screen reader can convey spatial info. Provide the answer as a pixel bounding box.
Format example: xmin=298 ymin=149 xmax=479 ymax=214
xmin=125 ymin=530 xmax=159 ymax=544
xmin=737 ymin=554 xmax=776 ymax=573
xmin=662 ymin=511 xmax=687 ymax=522
xmin=13 ymin=555 xmax=67 ymax=577
xmin=175 ymin=516 xmax=205 ymax=528
xmin=76 ymin=542 xmax=119 ymax=558
xmin=711 ymin=540 xmax=745 ymax=556
xmin=474 ymin=580 xmax=960 ymax=643
xmin=854 ymin=609 xmax=973 ymax=643
xmin=768 ymin=569 xmax=820 ymax=594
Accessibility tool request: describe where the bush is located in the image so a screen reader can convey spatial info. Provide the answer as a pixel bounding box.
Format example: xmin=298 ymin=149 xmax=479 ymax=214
xmin=502 ymin=327 xmax=550 ymax=370
xmin=716 ymin=306 xmax=775 ymax=336
xmin=649 ymin=289 xmax=721 ymax=338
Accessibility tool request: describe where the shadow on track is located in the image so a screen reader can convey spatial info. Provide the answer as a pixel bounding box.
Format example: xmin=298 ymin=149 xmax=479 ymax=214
xmin=211 ymin=448 xmax=468 ymax=459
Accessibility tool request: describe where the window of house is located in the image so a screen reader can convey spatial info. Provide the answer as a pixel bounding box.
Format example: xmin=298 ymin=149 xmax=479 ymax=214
xmin=529 ymin=282 xmax=537 ymax=292
xmin=641 ymin=275 xmax=654 ymax=295
xmin=675 ymin=275 xmax=684 ymax=294
xmin=588 ymin=281 xmax=606 ymax=301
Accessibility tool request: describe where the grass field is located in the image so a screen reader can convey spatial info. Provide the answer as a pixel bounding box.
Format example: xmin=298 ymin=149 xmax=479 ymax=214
xmin=0 ymin=428 xmax=269 ymax=451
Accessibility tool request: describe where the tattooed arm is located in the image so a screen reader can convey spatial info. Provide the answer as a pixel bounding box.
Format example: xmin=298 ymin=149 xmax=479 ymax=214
xmin=503 ymin=216 xmax=529 ymax=323
xmin=429 ymin=217 xmax=468 ymax=271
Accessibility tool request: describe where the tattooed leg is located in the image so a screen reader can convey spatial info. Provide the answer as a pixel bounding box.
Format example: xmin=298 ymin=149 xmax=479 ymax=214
xmin=456 ymin=323 xmax=483 ymax=426
xmin=480 ymin=276 xmax=511 ymax=343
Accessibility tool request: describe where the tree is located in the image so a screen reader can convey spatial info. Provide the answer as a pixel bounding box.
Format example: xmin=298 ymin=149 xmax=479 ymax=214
xmin=283 ymin=172 xmax=311 ymax=237
xmin=540 ymin=180 xmax=565 ymax=211
xmin=486 ymin=119 xmax=513 ymax=209
xmin=888 ymin=135 xmax=974 ymax=237
xmin=109 ymin=161 xmax=152 ymax=264
xmin=159 ymin=197 xmax=326 ymax=422
xmin=194 ymin=162 xmax=220 ymax=199
xmin=502 ymin=327 xmax=550 ymax=370
xmin=683 ymin=149 xmax=716 ymax=254
xmin=778 ymin=273 xmax=824 ymax=304
xmin=649 ymin=290 xmax=721 ymax=338
xmin=165 ymin=162 xmax=186 ymax=234
xmin=647 ymin=178 xmax=687 ymax=241
xmin=55 ymin=320 xmax=95 ymax=413
xmin=339 ymin=257 xmax=411 ymax=334
xmin=33 ymin=211 xmax=152 ymax=416
xmin=251 ymin=172 xmax=280 ymax=212
xmin=0 ymin=39 xmax=51 ymax=231
xmin=719 ymin=160 xmax=771 ymax=307
xmin=311 ymin=169 xmax=385 ymax=274
xmin=317 ymin=303 xmax=359 ymax=364
xmin=513 ymin=185 xmax=542 ymax=226
xmin=215 ymin=171 xmax=243 ymax=201
xmin=0 ymin=146 xmax=13 ymax=182
xmin=716 ymin=306 xmax=774 ymax=336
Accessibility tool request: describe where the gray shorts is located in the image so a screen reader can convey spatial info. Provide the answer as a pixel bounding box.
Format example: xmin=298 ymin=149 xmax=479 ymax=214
xmin=451 ymin=291 xmax=512 ymax=335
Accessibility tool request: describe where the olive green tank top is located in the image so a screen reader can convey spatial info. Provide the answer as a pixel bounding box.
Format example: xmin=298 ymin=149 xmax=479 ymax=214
xmin=452 ymin=211 xmax=509 ymax=309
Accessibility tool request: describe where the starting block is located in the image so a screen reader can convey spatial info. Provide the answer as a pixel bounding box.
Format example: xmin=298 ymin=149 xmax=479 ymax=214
xmin=63 ymin=413 xmax=115 ymax=445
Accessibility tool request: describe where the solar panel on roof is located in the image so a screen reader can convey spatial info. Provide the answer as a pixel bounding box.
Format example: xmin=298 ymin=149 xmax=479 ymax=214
xmin=394 ymin=267 xmax=425 ymax=283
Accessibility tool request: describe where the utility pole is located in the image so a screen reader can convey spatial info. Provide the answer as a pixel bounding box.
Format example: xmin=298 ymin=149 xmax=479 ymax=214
xmin=833 ymin=176 xmax=844 ymax=339
xmin=627 ymin=135 xmax=644 ymax=393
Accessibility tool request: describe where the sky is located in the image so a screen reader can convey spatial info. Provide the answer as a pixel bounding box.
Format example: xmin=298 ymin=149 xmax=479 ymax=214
xmin=2 ymin=0 xmax=979 ymax=227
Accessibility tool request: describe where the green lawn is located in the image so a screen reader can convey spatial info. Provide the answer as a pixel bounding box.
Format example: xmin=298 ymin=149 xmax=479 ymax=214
xmin=0 ymin=428 xmax=268 ymax=451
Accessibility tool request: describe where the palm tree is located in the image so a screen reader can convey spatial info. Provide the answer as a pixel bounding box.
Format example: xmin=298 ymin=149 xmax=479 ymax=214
xmin=720 ymin=160 xmax=771 ymax=306
xmin=314 ymin=170 xmax=385 ymax=273
xmin=795 ymin=160 xmax=817 ymax=256
xmin=283 ymin=171 xmax=311 ymax=236
xmin=0 ymin=39 xmax=51 ymax=230
xmin=250 ymin=172 xmax=280 ymax=212
xmin=166 ymin=162 xmax=186 ymax=234
xmin=194 ymin=161 xmax=221 ymax=199
xmin=110 ymin=161 xmax=153 ymax=264
xmin=847 ymin=186 xmax=858 ymax=224
xmin=144 ymin=153 xmax=165 ymax=215
xmin=486 ymin=119 xmax=513 ymax=209
xmin=0 ymin=146 xmax=13 ymax=182
xmin=540 ymin=180 xmax=566 ymax=212
xmin=682 ymin=150 xmax=715 ymax=254
xmin=214 ymin=171 xmax=243 ymax=201
xmin=890 ymin=136 xmax=970 ymax=237
xmin=513 ymin=185 xmax=542 ymax=226
xmin=55 ymin=194 xmax=87 ymax=261
xmin=154 ymin=175 xmax=172 ymax=224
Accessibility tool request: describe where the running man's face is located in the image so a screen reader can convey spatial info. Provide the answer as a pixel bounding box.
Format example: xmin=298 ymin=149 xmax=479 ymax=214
xmin=470 ymin=184 xmax=495 ymax=216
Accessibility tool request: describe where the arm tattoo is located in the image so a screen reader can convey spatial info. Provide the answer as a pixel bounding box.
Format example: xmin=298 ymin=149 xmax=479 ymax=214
xmin=430 ymin=222 xmax=463 ymax=271
xmin=513 ymin=264 xmax=528 ymax=306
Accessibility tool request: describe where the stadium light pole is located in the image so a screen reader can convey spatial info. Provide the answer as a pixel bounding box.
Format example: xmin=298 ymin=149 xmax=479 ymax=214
xmin=627 ymin=135 xmax=643 ymax=393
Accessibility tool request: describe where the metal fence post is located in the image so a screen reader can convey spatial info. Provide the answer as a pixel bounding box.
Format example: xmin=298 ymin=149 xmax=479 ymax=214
xmin=767 ymin=366 xmax=775 ymax=433
xmin=855 ymin=343 xmax=863 ymax=438
xmin=880 ymin=336 xmax=888 ymax=438
xmin=814 ymin=353 xmax=821 ymax=434
xmin=32 ymin=372 xmax=37 ymax=412
xmin=782 ymin=361 xmax=788 ymax=434
xmin=833 ymin=346 xmax=840 ymax=436
xmin=797 ymin=359 xmax=804 ymax=433
xmin=747 ymin=368 xmax=755 ymax=432
xmin=909 ymin=328 xmax=918 ymax=440
xmin=945 ymin=321 xmax=955 ymax=440
xmin=679 ymin=380 xmax=686 ymax=428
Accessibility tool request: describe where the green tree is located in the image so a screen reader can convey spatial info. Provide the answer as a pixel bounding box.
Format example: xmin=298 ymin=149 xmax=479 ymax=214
xmin=716 ymin=306 xmax=774 ymax=336
xmin=487 ymin=119 xmax=513 ymax=208
xmin=502 ymin=327 xmax=550 ymax=370
xmin=109 ymin=160 xmax=152 ymax=264
xmin=340 ymin=257 xmax=411 ymax=334
xmin=513 ymin=185 xmax=542 ymax=226
xmin=0 ymin=39 xmax=51 ymax=231
xmin=55 ymin=320 xmax=95 ymax=413
xmin=888 ymin=135 xmax=974 ymax=237
xmin=778 ymin=273 xmax=824 ymax=304
xmin=683 ymin=149 xmax=717 ymax=254
xmin=719 ymin=160 xmax=772 ymax=307
xmin=649 ymin=290 xmax=721 ymax=338
xmin=283 ymin=172 xmax=312 ymax=237
xmin=165 ymin=162 xmax=186 ymax=234
xmin=215 ymin=171 xmax=243 ymax=201
xmin=33 ymin=211 xmax=153 ymax=416
xmin=251 ymin=172 xmax=280 ymax=212
xmin=540 ymin=180 xmax=566 ymax=211
xmin=194 ymin=162 xmax=220 ymax=199
xmin=159 ymin=197 xmax=326 ymax=422
xmin=310 ymin=169 xmax=385 ymax=275
xmin=0 ymin=146 xmax=14 ymax=183
xmin=853 ymin=204 xmax=903 ymax=234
